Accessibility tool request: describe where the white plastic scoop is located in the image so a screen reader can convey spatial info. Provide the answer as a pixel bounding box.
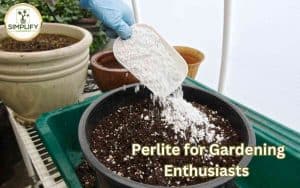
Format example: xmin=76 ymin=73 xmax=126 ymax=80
xmin=113 ymin=24 xmax=188 ymax=97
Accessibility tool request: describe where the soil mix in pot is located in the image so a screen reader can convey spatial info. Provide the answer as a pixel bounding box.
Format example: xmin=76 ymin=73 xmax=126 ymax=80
xmin=76 ymin=160 xmax=97 ymax=188
xmin=0 ymin=34 xmax=78 ymax=52
xmin=89 ymin=97 xmax=243 ymax=187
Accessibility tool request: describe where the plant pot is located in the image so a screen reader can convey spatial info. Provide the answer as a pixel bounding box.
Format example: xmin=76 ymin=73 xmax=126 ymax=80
xmin=174 ymin=46 xmax=204 ymax=79
xmin=91 ymin=47 xmax=203 ymax=92
xmin=0 ymin=23 xmax=93 ymax=125
xmin=91 ymin=51 xmax=139 ymax=91
xmin=75 ymin=18 xmax=98 ymax=25
xmin=79 ymin=84 xmax=255 ymax=188
xmin=73 ymin=17 xmax=99 ymax=34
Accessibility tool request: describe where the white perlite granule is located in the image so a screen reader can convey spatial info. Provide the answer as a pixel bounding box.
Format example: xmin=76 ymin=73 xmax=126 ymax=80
xmin=114 ymin=24 xmax=223 ymax=144
xmin=160 ymin=88 xmax=220 ymax=143
xmin=114 ymin=24 xmax=188 ymax=97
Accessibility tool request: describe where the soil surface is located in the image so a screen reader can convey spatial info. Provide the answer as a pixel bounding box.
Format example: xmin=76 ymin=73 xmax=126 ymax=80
xmin=0 ymin=34 xmax=78 ymax=52
xmin=90 ymin=98 xmax=242 ymax=186
xmin=76 ymin=160 xmax=96 ymax=188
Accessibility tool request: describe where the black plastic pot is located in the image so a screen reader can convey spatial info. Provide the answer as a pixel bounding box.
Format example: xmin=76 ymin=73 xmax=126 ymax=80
xmin=79 ymin=84 xmax=256 ymax=188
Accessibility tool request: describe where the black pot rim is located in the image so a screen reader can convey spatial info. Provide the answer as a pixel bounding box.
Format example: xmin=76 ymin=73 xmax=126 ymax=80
xmin=79 ymin=83 xmax=256 ymax=188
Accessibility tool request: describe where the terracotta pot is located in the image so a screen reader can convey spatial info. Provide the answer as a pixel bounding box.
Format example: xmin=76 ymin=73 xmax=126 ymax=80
xmin=174 ymin=46 xmax=205 ymax=79
xmin=0 ymin=23 xmax=93 ymax=125
xmin=75 ymin=18 xmax=98 ymax=25
xmin=73 ymin=18 xmax=99 ymax=33
xmin=91 ymin=51 xmax=138 ymax=91
xmin=91 ymin=46 xmax=204 ymax=91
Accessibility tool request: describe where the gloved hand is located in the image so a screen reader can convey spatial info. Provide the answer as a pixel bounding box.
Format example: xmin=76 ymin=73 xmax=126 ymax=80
xmin=80 ymin=0 xmax=135 ymax=39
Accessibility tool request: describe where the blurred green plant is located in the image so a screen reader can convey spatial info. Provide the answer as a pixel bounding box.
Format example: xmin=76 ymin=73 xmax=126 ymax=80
xmin=90 ymin=29 xmax=108 ymax=54
xmin=0 ymin=0 xmax=108 ymax=52
xmin=0 ymin=0 xmax=90 ymax=24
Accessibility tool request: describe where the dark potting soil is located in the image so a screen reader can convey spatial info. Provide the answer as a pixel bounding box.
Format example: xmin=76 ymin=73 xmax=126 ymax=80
xmin=90 ymin=98 xmax=242 ymax=187
xmin=76 ymin=160 xmax=97 ymax=188
xmin=0 ymin=34 xmax=78 ymax=52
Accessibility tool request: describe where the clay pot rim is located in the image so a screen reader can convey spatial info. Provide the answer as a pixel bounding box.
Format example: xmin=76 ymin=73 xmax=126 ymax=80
xmin=0 ymin=23 xmax=93 ymax=62
xmin=91 ymin=50 xmax=129 ymax=73
xmin=74 ymin=17 xmax=98 ymax=25
xmin=174 ymin=46 xmax=205 ymax=65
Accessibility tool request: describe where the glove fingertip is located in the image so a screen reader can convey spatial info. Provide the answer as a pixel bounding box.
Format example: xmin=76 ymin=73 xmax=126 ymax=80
xmin=117 ymin=23 xmax=133 ymax=40
xmin=120 ymin=29 xmax=132 ymax=40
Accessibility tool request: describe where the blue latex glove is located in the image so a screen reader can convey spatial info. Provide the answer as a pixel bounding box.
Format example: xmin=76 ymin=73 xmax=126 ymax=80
xmin=80 ymin=0 xmax=135 ymax=39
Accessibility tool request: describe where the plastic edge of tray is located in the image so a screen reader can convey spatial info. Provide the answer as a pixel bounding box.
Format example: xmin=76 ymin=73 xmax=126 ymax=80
xmin=35 ymin=97 xmax=99 ymax=188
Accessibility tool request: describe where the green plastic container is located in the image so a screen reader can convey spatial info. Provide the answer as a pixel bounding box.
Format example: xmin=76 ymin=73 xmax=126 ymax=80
xmin=36 ymin=78 xmax=300 ymax=188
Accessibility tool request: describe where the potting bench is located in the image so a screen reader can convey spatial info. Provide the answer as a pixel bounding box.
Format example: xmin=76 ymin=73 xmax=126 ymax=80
xmin=8 ymin=108 xmax=67 ymax=188
xmin=7 ymin=85 xmax=100 ymax=188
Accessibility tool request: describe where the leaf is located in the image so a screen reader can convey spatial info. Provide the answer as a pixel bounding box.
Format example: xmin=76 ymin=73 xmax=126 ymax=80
xmin=47 ymin=3 xmax=56 ymax=12
xmin=0 ymin=7 xmax=7 ymax=14
xmin=49 ymin=16 xmax=55 ymax=22
xmin=65 ymin=7 xmax=72 ymax=13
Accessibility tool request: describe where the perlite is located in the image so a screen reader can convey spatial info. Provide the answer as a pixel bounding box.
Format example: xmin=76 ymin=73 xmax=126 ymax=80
xmin=113 ymin=24 xmax=188 ymax=97
xmin=113 ymin=24 xmax=223 ymax=144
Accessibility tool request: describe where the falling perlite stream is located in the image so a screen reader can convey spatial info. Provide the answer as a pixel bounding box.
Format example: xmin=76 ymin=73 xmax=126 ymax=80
xmin=113 ymin=24 xmax=224 ymax=144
